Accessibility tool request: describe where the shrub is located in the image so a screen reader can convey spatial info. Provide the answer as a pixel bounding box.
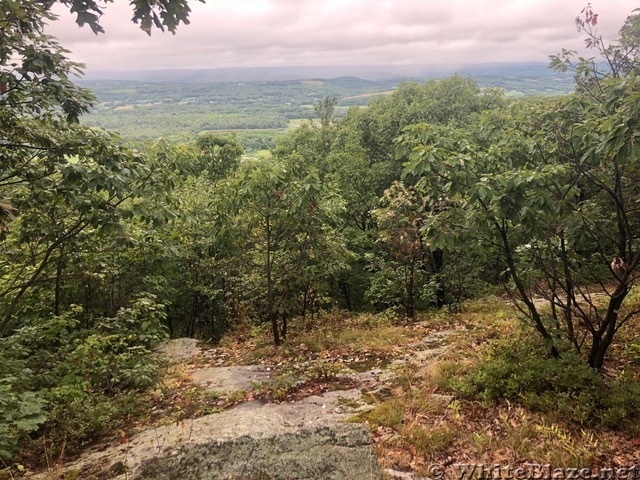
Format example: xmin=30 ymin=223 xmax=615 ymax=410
xmin=0 ymin=378 xmax=47 ymax=460
xmin=42 ymin=386 xmax=119 ymax=454
xmin=0 ymin=294 xmax=168 ymax=460
xmin=456 ymin=335 xmax=640 ymax=430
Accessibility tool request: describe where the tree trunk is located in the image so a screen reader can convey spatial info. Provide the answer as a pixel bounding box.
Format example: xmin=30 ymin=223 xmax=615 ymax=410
xmin=266 ymin=216 xmax=280 ymax=345
xmin=166 ymin=306 xmax=174 ymax=337
xmin=498 ymin=223 xmax=559 ymax=358
xmin=188 ymin=292 xmax=199 ymax=337
xmin=559 ymin=235 xmax=579 ymax=350
xmin=405 ymin=264 xmax=416 ymax=318
xmin=588 ymin=287 xmax=627 ymax=369
xmin=302 ymin=289 xmax=308 ymax=319
xmin=2 ymin=241 xmax=58 ymax=334
xmin=54 ymin=246 xmax=64 ymax=316
xmin=432 ymin=248 xmax=445 ymax=308
xmin=339 ymin=280 xmax=352 ymax=311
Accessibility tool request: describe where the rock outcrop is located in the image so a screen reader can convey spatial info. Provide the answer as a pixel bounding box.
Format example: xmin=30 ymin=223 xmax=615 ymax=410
xmin=191 ymin=365 xmax=272 ymax=394
xmin=50 ymin=389 xmax=379 ymax=479
xmin=34 ymin=330 xmax=458 ymax=480
xmin=136 ymin=424 xmax=380 ymax=480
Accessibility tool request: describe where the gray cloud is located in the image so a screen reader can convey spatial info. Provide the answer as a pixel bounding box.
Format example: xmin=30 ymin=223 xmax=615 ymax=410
xmin=46 ymin=0 xmax=637 ymax=72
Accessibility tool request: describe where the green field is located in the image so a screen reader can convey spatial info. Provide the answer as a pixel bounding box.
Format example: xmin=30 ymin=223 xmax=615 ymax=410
xmin=79 ymin=71 xmax=574 ymax=151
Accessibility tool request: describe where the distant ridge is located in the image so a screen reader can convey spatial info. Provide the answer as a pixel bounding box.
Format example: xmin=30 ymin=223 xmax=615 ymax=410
xmin=78 ymin=62 xmax=562 ymax=83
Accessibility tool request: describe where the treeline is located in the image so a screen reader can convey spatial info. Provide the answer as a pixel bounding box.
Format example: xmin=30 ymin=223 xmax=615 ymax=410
xmin=86 ymin=106 xmax=290 ymax=140
xmin=81 ymin=76 xmax=395 ymax=107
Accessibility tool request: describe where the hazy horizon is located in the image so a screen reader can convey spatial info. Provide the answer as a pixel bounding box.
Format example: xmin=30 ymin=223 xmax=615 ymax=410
xmin=47 ymin=1 xmax=636 ymax=75
xmin=76 ymin=61 xmax=567 ymax=83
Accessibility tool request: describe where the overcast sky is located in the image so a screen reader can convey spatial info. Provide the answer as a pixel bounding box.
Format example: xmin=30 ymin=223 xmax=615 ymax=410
xmin=46 ymin=0 xmax=637 ymax=72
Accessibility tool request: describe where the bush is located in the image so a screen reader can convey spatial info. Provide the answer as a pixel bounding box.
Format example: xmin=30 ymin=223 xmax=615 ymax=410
xmin=456 ymin=335 xmax=640 ymax=430
xmin=42 ymin=386 xmax=119 ymax=454
xmin=0 ymin=294 xmax=168 ymax=460
xmin=0 ymin=342 xmax=48 ymax=460
xmin=40 ymin=386 xmax=149 ymax=455
xmin=0 ymin=379 xmax=47 ymax=460
xmin=365 ymin=260 xmax=438 ymax=316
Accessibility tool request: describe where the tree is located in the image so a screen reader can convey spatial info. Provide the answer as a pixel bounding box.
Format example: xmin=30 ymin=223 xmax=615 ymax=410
xmin=0 ymin=0 xmax=203 ymax=331
xmin=314 ymin=95 xmax=338 ymax=128
xmin=367 ymin=182 xmax=431 ymax=318
xmin=400 ymin=52 xmax=640 ymax=369
xmin=297 ymin=77 xmax=504 ymax=313
xmin=216 ymin=154 xmax=348 ymax=345
xmin=0 ymin=0 xmax=201 ymax=459
xmin=397 ymin=6 xmax=640 ymax=370
xmin=156 ymin=174 xmax=228 ymax=338
xmin=194 ymin=133 xmax=244 ymax=180
xmin=549 ymin=5 xmax=640 ymax=94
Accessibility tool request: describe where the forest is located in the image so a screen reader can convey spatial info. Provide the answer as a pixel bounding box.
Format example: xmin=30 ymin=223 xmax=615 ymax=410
xmin=2 ymin=0 xmax=640 ymax=477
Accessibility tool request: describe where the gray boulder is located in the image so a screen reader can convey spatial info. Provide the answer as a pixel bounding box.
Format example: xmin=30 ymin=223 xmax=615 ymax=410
xmin=136 ymin=424 xmax=380 ymax=480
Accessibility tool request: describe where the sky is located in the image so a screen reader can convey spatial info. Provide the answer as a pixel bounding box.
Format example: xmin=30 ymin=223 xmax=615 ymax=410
xmin=46 ymin=0 xmax=637 ymax=73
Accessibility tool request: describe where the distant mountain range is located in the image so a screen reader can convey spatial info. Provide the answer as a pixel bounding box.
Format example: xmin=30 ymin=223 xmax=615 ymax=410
xmin=78 ymin=62 xmax=563 ymax=83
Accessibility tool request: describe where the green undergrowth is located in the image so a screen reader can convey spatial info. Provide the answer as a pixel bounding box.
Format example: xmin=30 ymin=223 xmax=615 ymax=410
xmin=6 ymin=295 xmax=640 ymax=477
xmin=235 ymin=310 xmax=414 ymax=364
xmin=439 ymin=294 xmax=640 ymax=434
xmin=357 ymin=297 xmax=640 ymax=472
xmin=1 ymin=295 xmax=169 ymax=473
xmin=452 ymin=334 xmax=640 ymax=432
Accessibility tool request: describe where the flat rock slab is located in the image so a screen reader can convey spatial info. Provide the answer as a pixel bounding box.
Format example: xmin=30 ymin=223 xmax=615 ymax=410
xmin=410 ymin=345 xmax=450 ymax=364
xmin=46 ymin=389 xmax=376 ymax=480
xmin=385 ymin=469 xmax=428 ymax=480
xmin=408 ymin=330 xmax=454 ymax=350
xmin=155 ymin=338 xmax=202 ymax=360
xmin=32 ymin=330 xmax=463 ymax=480
xmin=191 ymin=365 xmax=272 ymax=393
xmin=136 ymin=424 xmax=381 ymax=480
xmin=405 ymin=330 xmax=454 ymax=366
